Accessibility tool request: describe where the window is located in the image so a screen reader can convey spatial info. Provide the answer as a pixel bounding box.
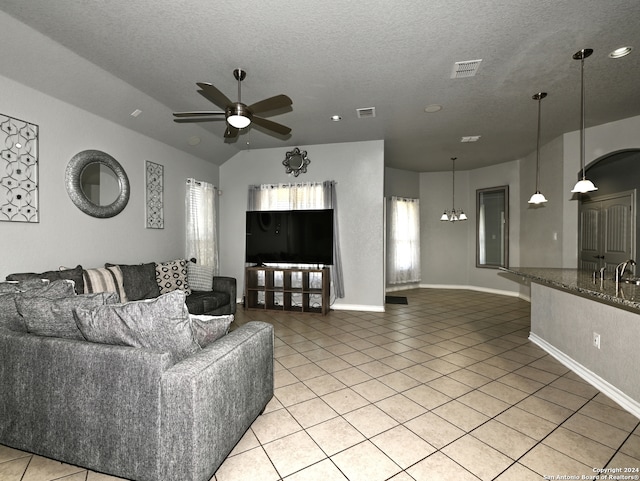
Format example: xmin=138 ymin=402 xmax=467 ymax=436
xmin=387 ymin=197 xmax=421 ymax=284
xmin=248 ymin=182 xmax=344 ymax=298
xmin=186 ymin=179 xmax=218 ymax=271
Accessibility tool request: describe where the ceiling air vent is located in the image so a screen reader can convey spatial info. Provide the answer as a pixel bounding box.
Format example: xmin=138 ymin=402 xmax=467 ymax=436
xmin=451 ymin=59 xmax=482 ymax=79
xmin=356 ymin=107 xmax=376 ymax=119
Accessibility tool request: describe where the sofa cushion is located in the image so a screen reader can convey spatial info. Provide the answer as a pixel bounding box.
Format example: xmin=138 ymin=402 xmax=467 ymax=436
xmin=0 ymin=278 xmax=48 ymax=293
xmin=1 ymin=280 xmax=78 ymax=332
xmin=190 ymin=314 xmax=233 ymax=348
xmin=83 ymin=266 xmax=128 ymax=302
xmin=185 ymin=291 xmax=230 ymax=315
xmin=156 ymin=259 xmax=191 ymax=296
xmin=6 ymin=265 xmax=85 ymax=294
xmin=0 ymin=292 xmax=25 ymax=332
xmin=16 ymin=290 xmax=119 ymax=340
xmin=105 ymin=262 xmax=160 ymax=301
xmin=187 ymin=262 xmax=215 ymax=291
xmin=74 ymin=290 xmax=200 ymax=363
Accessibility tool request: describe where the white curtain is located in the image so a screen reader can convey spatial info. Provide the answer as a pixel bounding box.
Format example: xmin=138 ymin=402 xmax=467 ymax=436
xmin=248 ymin=182 xmax=324 ymax=210
xmin=387 ymin=196 xmax=421 ymax=284
xmin=247 ymin=181 xmax=344 ymax=298
xmin=186 ymin=178 xmax=218 ymax=272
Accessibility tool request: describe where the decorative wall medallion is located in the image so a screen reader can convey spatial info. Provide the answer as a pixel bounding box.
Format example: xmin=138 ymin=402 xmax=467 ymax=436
xmin=0 ymin=114 xmax=39 ymax=222
xmin=283 ymin=147 xmax=310 ymax=177
xmin=145 ymin=160 xmax=164 ymax=228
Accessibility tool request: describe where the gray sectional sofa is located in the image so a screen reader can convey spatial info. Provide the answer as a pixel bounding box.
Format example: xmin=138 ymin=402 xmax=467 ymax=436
xmin=6 ymin=259 xmax=237 ymax=316
xmin=0 ymin=279 xmax=274 ymax=481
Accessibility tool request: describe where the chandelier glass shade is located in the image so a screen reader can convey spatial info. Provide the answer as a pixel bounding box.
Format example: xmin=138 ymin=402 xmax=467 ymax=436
xmin=528 ymin=92 xmax=548 ymax=204
xmin=440 ymin=157 xmax=467 ymax=222
xmin=570 ymin=48 xmax=598 ymax=194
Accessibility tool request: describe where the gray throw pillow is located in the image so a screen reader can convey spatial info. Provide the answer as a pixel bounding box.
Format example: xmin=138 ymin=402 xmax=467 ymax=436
xmin=0 ymin=279 xmax=77 ymax=332
xmin=16 ymin=291 xmax=119 ymax=340
xmin=0 ymin=292 xmax=25 ymax=332
xmin=190 ymin=314 xmax=233 ymax=348
xmin=74 ymin=290 xmax=200 ymax=363
xmin=105 ymin=262 xmax=160 ymax=301
xmin=0 ymin=280 xmax=48 ymax=293
xmin=6 ymin=265 xmax=85 ymax=294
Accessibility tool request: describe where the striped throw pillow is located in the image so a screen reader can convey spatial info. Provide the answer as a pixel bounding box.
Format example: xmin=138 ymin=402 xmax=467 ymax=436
xmin=83 ymin=266 xmax=127 ymax=302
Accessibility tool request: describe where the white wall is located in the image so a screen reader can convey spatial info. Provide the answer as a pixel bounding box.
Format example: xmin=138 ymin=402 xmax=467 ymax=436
xmin=467 ymin=160 xmax=521 ymax=292
xmin=562 ymin=114 xmax=640 ymax=268
xmin=419 ymin=160 xmax=521 ymax=294
xmin=520 ymin=135 xmax=565 ymax=267
xmin=417 ymin=114 xmax=640 ymax=296
xmin=0 ymin=74 xmax=219 ymax=279
xmin=219 ymin=141 xmax=385 ymax=311
xmin=419 ymin=170 xmax=470 ymax=286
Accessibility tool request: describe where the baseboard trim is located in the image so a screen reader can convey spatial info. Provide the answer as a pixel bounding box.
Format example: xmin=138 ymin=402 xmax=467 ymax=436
xmin=529 ymin=333 xmax=640 ymax=419
xmin=419 ymin=283 xmax=527 ymax=300
xmin=332 ymin=303 xmax=385 ymax=313
xmin=386 ymin=283 xmax=420 ymax=293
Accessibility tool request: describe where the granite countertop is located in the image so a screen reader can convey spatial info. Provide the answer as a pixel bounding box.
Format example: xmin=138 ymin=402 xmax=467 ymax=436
xmin=500 ymin=267 xmax=640 ymax=312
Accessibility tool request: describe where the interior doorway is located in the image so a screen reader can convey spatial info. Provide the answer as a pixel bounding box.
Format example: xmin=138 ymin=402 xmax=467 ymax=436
xmin=578 ymin=190 xmax=636 ymax=275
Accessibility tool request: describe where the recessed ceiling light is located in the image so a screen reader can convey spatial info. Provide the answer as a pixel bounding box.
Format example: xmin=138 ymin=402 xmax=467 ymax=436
xmin=187 ymin=135 xmax=201 ymax=146
xmin=461 ymin=136 xmax=481 ymax=142
xmin=424 ymin=104 xmax=443 ymax=113
xmin=331 ymin=115 xmax=342 ymax=121
xmin=130 ymin=109 xmax=142 ymax=117
xmin=609 ymin=46 xmax=633 ymax=58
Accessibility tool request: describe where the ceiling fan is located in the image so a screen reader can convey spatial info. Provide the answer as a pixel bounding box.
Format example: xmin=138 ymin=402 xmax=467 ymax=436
xmin=173 ymin=68 xmax=293 ymax=140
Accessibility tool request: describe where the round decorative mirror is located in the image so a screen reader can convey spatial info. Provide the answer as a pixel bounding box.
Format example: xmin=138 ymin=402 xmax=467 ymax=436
xmin=65 ymin=150 xmax=130 ymax=218
xmin=283 ymin=147 xmax=310 ymax=177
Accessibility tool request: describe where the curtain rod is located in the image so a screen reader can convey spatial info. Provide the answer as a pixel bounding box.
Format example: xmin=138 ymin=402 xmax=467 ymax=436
xmin=186 ymin=178 xmax=217 ymax=189
xmin=249 ymin=181 xmax=337 ymax=189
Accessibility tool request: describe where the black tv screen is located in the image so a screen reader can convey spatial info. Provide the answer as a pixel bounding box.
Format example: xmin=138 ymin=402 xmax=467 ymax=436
xmin=245 ymin=209 xmax=334 ymax=265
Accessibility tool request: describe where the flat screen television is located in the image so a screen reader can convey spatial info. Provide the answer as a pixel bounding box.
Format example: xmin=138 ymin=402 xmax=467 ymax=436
xmin=245 ymin=209 xmax=334 ymax=265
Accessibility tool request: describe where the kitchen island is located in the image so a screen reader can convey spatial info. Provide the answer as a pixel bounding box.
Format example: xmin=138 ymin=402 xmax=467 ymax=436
xmin=501 ymin=267 xmax=640 ymax=419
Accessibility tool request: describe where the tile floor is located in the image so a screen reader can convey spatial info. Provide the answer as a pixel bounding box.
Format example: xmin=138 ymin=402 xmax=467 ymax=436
xmin=1 ymin=288 xmax=639 ymax=481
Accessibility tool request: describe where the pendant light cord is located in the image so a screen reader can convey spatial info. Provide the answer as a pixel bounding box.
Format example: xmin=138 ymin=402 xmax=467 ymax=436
xmin=580 ymin=51 xmax=586 ymax=181
xmin=452 ymin=157 xmax=456 ymax=210
xmin=536 ymin=96 xmax=542 ymax=191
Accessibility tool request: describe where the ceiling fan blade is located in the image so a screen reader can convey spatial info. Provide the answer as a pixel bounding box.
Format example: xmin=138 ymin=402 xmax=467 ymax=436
xmin=224 ymin=125 xmax=240 ymax=138
xmin=252 ymin=116 xmax=292 ymax=136
xmin=173 ymin=111 xmax=225 ymax=117
xmin=197 ymin=82 xmax=232 ymax=109
xmin=173 ymin=117 xmax=225 ymax=123
xmin=248 ymin=94 xmax=293 ymax=115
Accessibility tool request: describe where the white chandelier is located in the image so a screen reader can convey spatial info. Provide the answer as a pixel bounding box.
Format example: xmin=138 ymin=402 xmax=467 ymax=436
xmin=440 ymin=157 xmax=467 ymax=222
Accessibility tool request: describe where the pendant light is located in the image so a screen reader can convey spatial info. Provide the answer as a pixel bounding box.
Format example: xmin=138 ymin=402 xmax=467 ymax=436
xmin=528 ymin=92 xmax=548 ymax=204
xmin=571 ymin=48 xmax=598 ymax=194
xmin=440 ymin=157 xmax=467 ymax=222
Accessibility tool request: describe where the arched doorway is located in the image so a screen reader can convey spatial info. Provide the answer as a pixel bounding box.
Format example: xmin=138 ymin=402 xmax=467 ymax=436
xmin=578 ymin=149 xmax=640 ymax=274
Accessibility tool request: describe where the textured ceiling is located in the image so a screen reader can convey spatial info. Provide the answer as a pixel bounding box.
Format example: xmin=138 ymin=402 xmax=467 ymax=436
xmin=1 ymin=0 xmax=639 ymax=171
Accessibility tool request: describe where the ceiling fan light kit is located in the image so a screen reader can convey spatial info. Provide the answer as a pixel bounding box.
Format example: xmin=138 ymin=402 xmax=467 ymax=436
xmin=173 ymin=68 xmax=292 ymax=140
xmin=570 ymin=48 xmax=598 ymax=194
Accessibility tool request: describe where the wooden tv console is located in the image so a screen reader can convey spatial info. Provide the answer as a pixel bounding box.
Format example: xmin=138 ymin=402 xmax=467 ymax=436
xmin=244 ymin=266 xmax=330 ymax=315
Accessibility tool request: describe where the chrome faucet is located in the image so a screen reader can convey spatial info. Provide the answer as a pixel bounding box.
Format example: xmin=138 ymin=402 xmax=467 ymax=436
xmin=615 ymin=259 xmax=636 ymax=286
